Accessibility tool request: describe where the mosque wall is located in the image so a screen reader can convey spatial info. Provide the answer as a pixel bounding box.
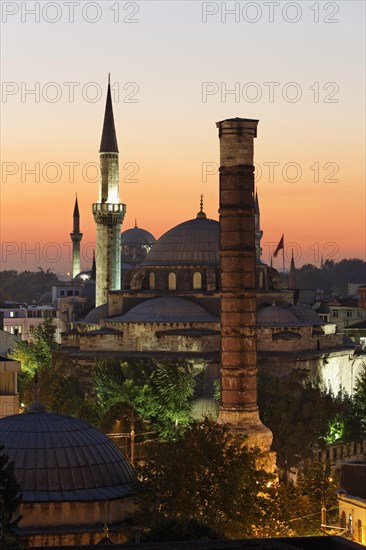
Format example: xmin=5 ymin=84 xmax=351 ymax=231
xmin=258 ymin=349 xmax=364 ymax=396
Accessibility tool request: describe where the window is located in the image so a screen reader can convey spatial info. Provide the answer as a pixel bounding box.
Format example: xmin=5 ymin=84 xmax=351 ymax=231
xmin=60 ymin=291 xmax=65 ymax=296
xmin=341 ymin=512 xmax=346 ymax=528
xmin=75 ymin=291 xmax=79 ymax=296
xmin=357 ymin=310 xmax=362 ymax=318
xmin=349 ymin=514 xmax=353 ymax=535
xmin=149 ymin=272 xmax=155 ymax=290
xmin=332 ymin=310 xmax=338 ymax=318
xmin=10 ymin=311 xmax=14 ymax=318
xmin=67 ymin=290 xmax=73 ymax=297
xmin=29 ymin=325 xmax=34 ymax=332
xmin=193 ymin=271 xmax=202 ymax=290
xmin=357 ymin=520 xmax=362 ymax=543
xmin=346 ymin=310 xmax=352 ymax=318
xmin=168 ymin=272 xmax=176 ymax=291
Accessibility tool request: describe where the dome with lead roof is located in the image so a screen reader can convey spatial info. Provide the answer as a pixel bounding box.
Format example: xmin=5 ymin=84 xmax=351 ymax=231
xmin=289 ymin=304 xmax=325 ymax=325
xmin=0 ymin=409 xmax=135 ymax=502
xmin=257 ymin=305 xmax=302 ymax=327
xmin=142 ymin=213 xmax=219 ymax=267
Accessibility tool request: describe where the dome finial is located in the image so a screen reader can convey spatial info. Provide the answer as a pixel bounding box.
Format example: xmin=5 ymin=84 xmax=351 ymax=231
xmin=196 ymin=194 xmax=206 ymax=219
xmin=134 ymin=218 xmax=138 ymax=228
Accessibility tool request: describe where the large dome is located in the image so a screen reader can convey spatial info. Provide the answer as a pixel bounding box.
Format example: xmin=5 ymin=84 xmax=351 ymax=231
xmin=143 ymin=215 xmax=219 ymax=267
xmin=0 ymin=410 xmax=135 ymax=502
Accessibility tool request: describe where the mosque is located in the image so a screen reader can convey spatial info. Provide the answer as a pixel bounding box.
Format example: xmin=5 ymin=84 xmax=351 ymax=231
xmin=60 ymin=80 xmax=364 ymax=399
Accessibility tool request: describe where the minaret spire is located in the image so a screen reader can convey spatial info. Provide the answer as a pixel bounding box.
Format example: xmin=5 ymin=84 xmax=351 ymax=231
xmin=99 ymin=75 xmax=118 ymax=154
xmin=288 ymin=249 xmax=297 ymax=290
xmin=93 ymin=77 xmax=126 ymax=306
xmin=70 ymin=194 xmax=83 ymax=279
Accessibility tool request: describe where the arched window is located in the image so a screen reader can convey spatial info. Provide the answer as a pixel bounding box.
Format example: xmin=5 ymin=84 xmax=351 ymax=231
xmin=193 ymin=271 xmax=202 ymax=290
xmin=357 ymin=520 xmax=362 ymax=543
xmin=149 ymin=272 xmax=155 ymax=290
xmin=168 ymin=272 xmax=176 ymax=290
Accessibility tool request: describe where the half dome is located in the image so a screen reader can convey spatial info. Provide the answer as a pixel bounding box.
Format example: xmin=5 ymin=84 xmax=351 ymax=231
xmin=110 ymin=295 xmax=219 ymax=323
xmin=289 ymin=304 xmax=325 ymax=325
xmin=257 ymin=305 xmax=302 ymax=327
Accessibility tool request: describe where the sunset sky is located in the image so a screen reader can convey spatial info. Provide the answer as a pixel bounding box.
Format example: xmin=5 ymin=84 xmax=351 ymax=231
xmin=1 ymin=1 xmax=365 ymax=274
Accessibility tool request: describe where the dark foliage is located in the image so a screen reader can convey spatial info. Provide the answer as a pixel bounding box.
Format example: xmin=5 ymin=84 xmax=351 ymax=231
xmin=0 ymin=268 xmax=59 ymax=303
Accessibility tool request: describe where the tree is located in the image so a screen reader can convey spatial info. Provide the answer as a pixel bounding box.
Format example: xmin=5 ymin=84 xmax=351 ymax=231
xmin=135 ymin=419 xmax=280 ymax=539
xmin=92 ymin=358 xmax=158 ymax=421
xmin=151 ymin=361 xmax=195 ymax=438
xmin=353 ymin=364 xmax=366 ymax=436
xmin=257 ymin=371 xmax=340 ymax=471
xmin=0 ymin=445 xmax=21 ymax=548
xmin=93 ymin=359 xmax=196 ymax=438
xmin=10 ymin=316 xmax=57 ymax=378
xmin=297 ymin=460 xmax=338 ymax=530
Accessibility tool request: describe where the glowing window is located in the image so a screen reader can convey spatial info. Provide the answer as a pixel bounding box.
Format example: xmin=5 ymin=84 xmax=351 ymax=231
xmin=149 ymin=272 xmax=155 ymax=290
xmin=357 ymin=520 xmax=362 ymax=543
xmin=168 ymin=272 xmax=176 ymax=290
xmin=193 ymin=272 xmax=202 ymax=290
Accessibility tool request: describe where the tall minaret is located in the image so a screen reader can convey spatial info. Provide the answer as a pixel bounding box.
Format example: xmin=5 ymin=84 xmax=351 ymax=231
xmin=93 ymin=76 xmax=126 ymax=306
xmin=70 ymin=195 xmax=83 ymax=279
xmin=288 ymin=250 xmax=297 ymax=290
xmin=216 ymin=118 xmax=274 ymax=465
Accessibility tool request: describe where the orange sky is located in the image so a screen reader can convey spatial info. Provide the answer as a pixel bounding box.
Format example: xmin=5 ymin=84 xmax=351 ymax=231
xmin=1 ymin=2 xmax=365 ymax=274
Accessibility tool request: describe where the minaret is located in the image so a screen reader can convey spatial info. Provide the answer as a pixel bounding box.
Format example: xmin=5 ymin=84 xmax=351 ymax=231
xmin=216 ymin=118 xmax=274 ymax=464
xmin=288 ymin=249 xmax=297 ymax=290
xmin=70 ymin=195 xmax=83 ymax=279
xmin=254 ymin=189 xmax=263 ymax=261
xmin=93 ymin=76 xmax=126 ymax=306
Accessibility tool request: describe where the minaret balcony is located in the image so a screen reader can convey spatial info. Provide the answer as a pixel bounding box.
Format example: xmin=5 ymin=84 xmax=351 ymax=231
xmin=92 ymin=202 xmax=126 ymax=226
xmin=93 ymin=202 xmax=125 ymax=214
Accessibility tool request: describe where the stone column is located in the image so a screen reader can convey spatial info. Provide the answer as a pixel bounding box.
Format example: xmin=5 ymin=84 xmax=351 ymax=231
xmin=216 ymin=118 xmax=274 ymax=455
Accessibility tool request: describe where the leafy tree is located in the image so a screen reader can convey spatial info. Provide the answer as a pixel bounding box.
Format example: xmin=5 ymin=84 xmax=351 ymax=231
xmin=135 ymin=419 xmax=281 ymax=539
xmin=257 ymin=371 xmax=340 ymax=471
xmin=93 ymin=359 xmax=196 ymax=438
xmin=0 ymin=268 xmax=59 ymax=303
xmin=10 ymin=316 xmax=57 ymax=378
xmin=0 ymin=445 xmax=21 ymax=548
xmin=151 ymin=361 xmax=195 ymax=438
xmin=353 ymin=364 xmax=366 ymax=436
xmin=297 ymin=460 xmax=338 ymax=529
xmin=92 ymin=359 xmax=158 ymax=421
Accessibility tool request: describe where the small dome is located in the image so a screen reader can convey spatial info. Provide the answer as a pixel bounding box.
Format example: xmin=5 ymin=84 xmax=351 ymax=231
xmin=257 ymin=305 xmax=302 ymax=327
xmin=110 ymin=296 xmax=219 ymax=323
xmin=38 ymin=291 xmax=53 ymax=305
xmin=143 ymin=217 xmax=219 ymax=267
xmin=289 ymin=304 xmax=324 ymax=325
xmin=121 ymin=226 xmax=156 ymax=246
xmin=74 ymin=270 xmax=93 ymax=282
xmin=0 ymin=411 xmax=135 ymax=502
xmin=83 ymin=303 xmax=108 ymax=323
